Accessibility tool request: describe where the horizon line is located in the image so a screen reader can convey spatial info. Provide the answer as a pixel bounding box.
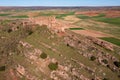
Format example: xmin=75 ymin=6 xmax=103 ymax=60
xmin=0 ymin=5 xmax=120 ymax=7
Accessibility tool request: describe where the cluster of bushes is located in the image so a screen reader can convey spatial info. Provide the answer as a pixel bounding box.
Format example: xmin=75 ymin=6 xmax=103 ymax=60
xmin=0 ymin=20 xmax=36 ymax=56
xmin=0 ymin=20 xmax=38 ymax=76
xmin=90 ymin=56 xmax=109 ymax=65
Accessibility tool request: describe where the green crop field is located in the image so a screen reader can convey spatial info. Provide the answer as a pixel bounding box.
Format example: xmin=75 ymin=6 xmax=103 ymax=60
xmin=100 ymin=37 xmax=120 ymax=46
xmin=76 ymin=14 xmax=105 ymax=19
xmin=69 ymin=27 xmax=84 ymax=30
xmin=94 ymin=17 xmax=120 ymax=26
xmin=11 ymin=15 xmax=29 ymax=18
xmin=0 ymin=13 xmax=10 ymax=16
xmin=74 ymin=16 xmax=120 ymax=38
xmin=76 ymin=13 xmax=120 ymax=26
xmin=76 ymin=14 xmax=90 ymax=19
xmin=56 ymin=12 xmax=75 ymax=19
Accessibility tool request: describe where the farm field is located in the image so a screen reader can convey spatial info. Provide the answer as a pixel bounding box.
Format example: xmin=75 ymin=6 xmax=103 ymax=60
xmin=100 ymin=37 xmax=120 ymax=46
xmin=72 ymin=30 xmax=111 ymax=37
xmin=69 ymin=27 xmax=84 ymax=30
xmin=0 ymin=6 xmax=120 ymax=80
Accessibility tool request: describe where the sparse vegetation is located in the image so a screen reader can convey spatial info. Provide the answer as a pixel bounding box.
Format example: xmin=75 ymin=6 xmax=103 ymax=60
xmin=1 ymin=26 xmax=12 ymax=33
xmin=0 ymin=20 xmax=11 ymax=25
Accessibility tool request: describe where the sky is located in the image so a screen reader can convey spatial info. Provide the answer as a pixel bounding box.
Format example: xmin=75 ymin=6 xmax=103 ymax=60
xmin=0 ymin=0 xmax=120 ymax=6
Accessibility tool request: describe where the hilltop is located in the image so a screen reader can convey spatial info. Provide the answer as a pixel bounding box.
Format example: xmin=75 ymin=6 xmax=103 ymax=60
xmin=0 ymin=7 xmax=120 ymax=80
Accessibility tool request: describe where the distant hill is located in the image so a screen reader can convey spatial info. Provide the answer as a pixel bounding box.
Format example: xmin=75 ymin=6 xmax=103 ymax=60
xmin=0 ymin=6 xmax=120 ymax=11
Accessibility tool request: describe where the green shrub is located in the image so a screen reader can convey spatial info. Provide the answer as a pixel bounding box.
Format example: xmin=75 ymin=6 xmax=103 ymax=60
xmin=102 ymin=59 xmax=108 ymax=64
xmin=90 ymin=56 xmax=96 ymax=61
xmin=0 ymin=66 xmax=5 ymax=71
xmin=48 ymin=62 xmax=58 ymax=70
xmin=40 ymin=52 xmax=47 ymax=59
xmin=114 ymin=61 xmax=120 ymax=68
